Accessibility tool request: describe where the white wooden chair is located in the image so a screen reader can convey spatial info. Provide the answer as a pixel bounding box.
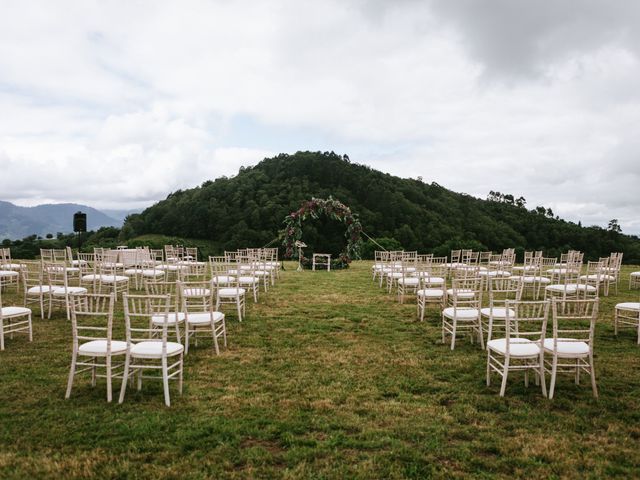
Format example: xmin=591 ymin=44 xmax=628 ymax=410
xmin=65 ymin=293 xmax=126 ymax=402
xmin=45 ymin=262 xmax=88 ymax=320
xmin=481 ymin=277 xmax=523 ymax=346
xmin=614 ymin=295 xmax=640 ymax=344
xmin=0 ymin=285 xmax=33 ymax=350
xmin=0 ymin=247 xmax=21 ymax=293
xmin=544 ymin=261 xmax=581 ymax=304
xmin=631 ymin=271 xmax=640 ymax=290
xmin=214 ymin=259 xmax=246 ymax=322
xmin=235 ymin=255 xmax=259 ymax=303
xmin=396 ymin=259 xmax=419 ymax=304
xmin=21 ymin=260 xmax=53 ymax=319
xmin=178 ymin=280 xmax=226 ymax=355
xmin=486 ymin=300 xmax=549 ymax=397
xmin=544 ymin=298 xmax=598 ymax=399
xmin=442 ymin=277 xmax=483 ymax=350
xmin=417 ymin=270 xmax=446 ymax=321
xmin=144 ymin=279 xmax=184 ymax=343
xmin=119 ymin=294 xmax=184 ymax=407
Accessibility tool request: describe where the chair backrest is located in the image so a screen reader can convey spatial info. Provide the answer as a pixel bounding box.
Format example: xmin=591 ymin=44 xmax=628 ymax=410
xmin=145 ymin=280 xmax=180 ymax=313
xmin=69 ymin=292 xmax=116 ymax=348
xmin=123 ymin=294 xmax=171 ymax=346
xmin=0 ymin=247 xmax=10 ymax=266
xmin=150 ymin=249 xmax=164 ymax=264
xmin=488 ymin=277 xmax=523 ymax=307
xmin=550 ymin=298 xmax=598 ymax=349
xmin=43 ymin=262 xmax=71 ymax=291
xmin=40 ymin=249 xmax=54 ymax=264
xmin=21 ymin=260 xmax=44 ymax=290
xmin=178 ymin=280 xmax=215 ymax=315
xmin=450 ymin=250 xmax=461 ymax=264
xmin=449 ymin=277 xmax=482 ymax=307
xmin=504 ymin=300 xmax=550 ymax=348
xmin=479 ymin=251 xmax=492 ymax=265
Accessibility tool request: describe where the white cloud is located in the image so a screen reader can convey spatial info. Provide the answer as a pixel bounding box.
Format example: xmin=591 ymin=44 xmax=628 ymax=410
xmin=0 ymin=0 xmax=639 ymax=233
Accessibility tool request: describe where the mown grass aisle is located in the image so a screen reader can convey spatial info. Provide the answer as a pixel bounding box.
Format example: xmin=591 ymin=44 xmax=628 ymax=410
xmin=1 ymin=261 xmax=640 ymax=478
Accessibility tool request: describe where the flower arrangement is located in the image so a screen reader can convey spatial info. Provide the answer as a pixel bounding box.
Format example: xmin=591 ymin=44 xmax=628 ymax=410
xmin=282 ymin=196 xmax=363 ymax=269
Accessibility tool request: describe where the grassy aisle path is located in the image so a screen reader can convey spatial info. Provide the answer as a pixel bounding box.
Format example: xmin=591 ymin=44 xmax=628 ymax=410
xmin=1 ymin=261 xmax=640 ymax=478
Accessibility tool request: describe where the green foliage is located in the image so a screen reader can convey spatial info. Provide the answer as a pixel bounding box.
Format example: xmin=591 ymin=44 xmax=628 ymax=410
xmin=282 ymin=196 xmax=363 ymax=268
xmin=360 ymin=237 xmax=403 ymax=259
xmin=123 ymin=151 xmax=640 ymax=263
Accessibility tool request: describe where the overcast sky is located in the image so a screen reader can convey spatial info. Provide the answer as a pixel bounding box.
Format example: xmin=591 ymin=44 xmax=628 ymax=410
xmin=1 ymin=0 xmax=639 ymax=233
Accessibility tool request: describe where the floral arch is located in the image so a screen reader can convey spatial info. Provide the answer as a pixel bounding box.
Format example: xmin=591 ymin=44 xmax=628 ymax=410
xmin=282 ymin=197 xmax=363 ymax=269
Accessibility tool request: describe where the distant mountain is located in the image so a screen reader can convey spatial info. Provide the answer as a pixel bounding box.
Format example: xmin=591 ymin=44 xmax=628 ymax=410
xmin=123 ymin=151 xmax=640 ymax=262
xmin=0 ymin=201 xmax=122 ymax=240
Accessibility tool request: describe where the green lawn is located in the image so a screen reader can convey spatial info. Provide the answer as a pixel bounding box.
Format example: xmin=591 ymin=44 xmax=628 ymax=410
xmin=1 ymin=262 xmax=640 ymax=479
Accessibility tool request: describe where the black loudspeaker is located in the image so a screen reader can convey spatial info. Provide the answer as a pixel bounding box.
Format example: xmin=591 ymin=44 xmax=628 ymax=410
xmin=73 ymin=212 xmax=87 ymax=233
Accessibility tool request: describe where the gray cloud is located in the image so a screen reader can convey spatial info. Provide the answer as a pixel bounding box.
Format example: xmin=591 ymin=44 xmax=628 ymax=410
xmin=0 ymin=0 xmax=638 ymax=234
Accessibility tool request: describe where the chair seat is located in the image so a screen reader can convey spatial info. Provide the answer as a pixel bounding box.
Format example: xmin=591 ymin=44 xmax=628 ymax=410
xmin=27 ymin=285 xmax=56 ymax=294
xmin=1 ymin=263 xmax=26 ymax=270
xmin=512 ymin=265 xmax=537 ymax=272
xmin=238 ymin=276 xmax=257 ymax=284
xmin=616 ymin=302 xmax=640 ymax=312
xmin=218 ymin=288 xmax=246 ymax=297
xmin=71 ymin=260 xmax=88 ymax=266
xmin=212 ymin=276 xmax=235 ymax=284
xmin=446 ymin=289 xmax=475 ymax=299
xmin=52 ymin=286 xmax=88 ymax=296
xmin=0 ymin=306 xmax=31 ymax=317
xmin=397 ymin=277 xmax=419 ymax=286
xmin=631 ymin=271 xmax=640 ymax=277
xmin=519 ymin=276 xmax=551 ymax=284
xmin=479 ymin=270 xmax=511 ymax=277
xmin=185 ymin=311 xmax=225 ymax=324
xmin=156 ymin=264 xmax=189 ymax=271
xmin=78 ymin=340 xmax=128 ymax=355
xmin=422 ymin=276 xmax=445 ymax=285
xmin=182 ymin=288 xmax=211 ymax=297
xmin=542 ymin=338 xmax=589 ymax=357
xmin=545 ymin=284 xmax=577 ymax=294
xmin=100 ymin=275 xmax=129 ymax=283
xmin=487 ymin=338 xmax=540 ymax=357
xmin=253 ymin=270 xmax=269 ymax=276
xmin=480 ymin=307 xmax=515 ymax=319
xmin=575 ymin=284 xmax=597 ymax=292
xmin=141 ymin=269 xmax=165 ymax=278
xmin=442 ymin=307 xmax=480 ymax=319
xmin=151 ymin=312 xmax=186 ymax=325
xmin=387 ymin=272 xmax=403 ymax=278
xmin=0 ymin=270 xmax=19 ymax=278
xmin=130 ymin=341 xmax=184 ymax=358
xmin=417 ymin=288 xmax=444 ymax=298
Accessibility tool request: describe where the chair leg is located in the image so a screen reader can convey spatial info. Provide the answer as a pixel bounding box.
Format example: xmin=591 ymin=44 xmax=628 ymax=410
xmin=212 ymin=322 xmax=219 ymax=355
xmin=28 ymin=313 xmax=32 ymax=342
xmin=106 ymin=356 xmax=113 ymax=402
xmin=589 ymin=353 xmax=598 ymax=398
xmin=178 ymin=353 xmax=184 ymax=395
xmin=162 ymin=357 xmax=170 ymax=407
xmin=486 ymin=350 xmax=491 ymax=386
xmin=539 ymin=355 xmax=547 ymax=397
xmin=549 ymin=356 xmax=558 ymax=399
xmin=499 ymin=356 xmax=510 ymax=397
xmin=119 ymin=354 xmax=131 ymax=404
xmin=65 ymin=351 xmax=77 ymax=399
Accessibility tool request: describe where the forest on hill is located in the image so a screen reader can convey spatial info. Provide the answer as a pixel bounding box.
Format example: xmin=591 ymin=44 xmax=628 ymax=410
xmin=119 ymin=151 xmax=640 ymax=263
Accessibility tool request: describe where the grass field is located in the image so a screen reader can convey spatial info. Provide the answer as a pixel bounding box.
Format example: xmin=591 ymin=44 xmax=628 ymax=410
xmin=1 ymin=262 xmax=640 ymax=479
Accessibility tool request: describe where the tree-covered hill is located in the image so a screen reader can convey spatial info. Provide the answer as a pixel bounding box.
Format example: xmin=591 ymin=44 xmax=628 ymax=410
xmin=122 ymin=151 xmax=640 ymax=262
